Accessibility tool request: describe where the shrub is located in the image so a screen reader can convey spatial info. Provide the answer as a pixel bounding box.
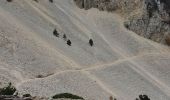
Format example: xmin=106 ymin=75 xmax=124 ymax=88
xmin=23 ymin=94 xmax=31 ymax=98
xmin=36 ymin=74 xmax=44 ymax=78
xmin=0 ymin=83 xmax=16 ymax=95
xmin=52 ymin=93 xmax=84 ymax=100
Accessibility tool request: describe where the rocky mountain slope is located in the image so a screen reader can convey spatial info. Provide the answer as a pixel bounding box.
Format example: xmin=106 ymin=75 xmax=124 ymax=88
xmin=0 ymin=0 xmax=170 ymax=100
xmin=74 ymin=0 xmax=170 ymax=45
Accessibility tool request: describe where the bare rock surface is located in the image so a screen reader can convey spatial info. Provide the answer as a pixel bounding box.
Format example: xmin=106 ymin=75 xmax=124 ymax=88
xmin=0 ymin=0 xmax=170 ymax=100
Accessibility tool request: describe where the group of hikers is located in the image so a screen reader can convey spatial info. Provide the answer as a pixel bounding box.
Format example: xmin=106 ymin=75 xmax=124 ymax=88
xmin=53 ymin=29 xmax=94 ymax=47
xmin=136 ymin=95 xmax=150 ymax=100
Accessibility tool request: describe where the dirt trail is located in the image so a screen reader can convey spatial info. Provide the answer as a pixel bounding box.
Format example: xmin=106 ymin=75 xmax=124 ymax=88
xmin=14 ymin=0 xmax=170 ymax=98
xmin=0 ymin=0 xmax=170 ymax=99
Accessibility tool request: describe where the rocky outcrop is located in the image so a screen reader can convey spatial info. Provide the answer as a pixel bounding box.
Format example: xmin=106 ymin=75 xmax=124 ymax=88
xmin=74 ymin=0 xmax=170 ymax=46
xmin=124 ymin=0 xmax=170 ymax=45
xmin=73 ymin=0 xmax=117 ymax=11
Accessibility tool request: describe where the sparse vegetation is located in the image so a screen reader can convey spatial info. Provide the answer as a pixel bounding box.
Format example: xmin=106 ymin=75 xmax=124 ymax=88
xmin=23 ymin=94 xmax=31 ymax=98
xmin=0 ymin=84 xmax=151 ymax=100
xmin=52 ymin=93 xmax=84 ymax=100
xmin=0 ymin=83 xmax=16 ymax=95
xmin=36 ymin=74 xmax=44 ymax=78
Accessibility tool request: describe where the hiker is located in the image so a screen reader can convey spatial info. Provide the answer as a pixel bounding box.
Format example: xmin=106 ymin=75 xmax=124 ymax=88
xmin=33 ymin=0 xmax=38 ymax=2
xmin=53 ymin=29 xmax=59 ymax=37
xmin=67 ymin=39 xmax=71 ymax=46
xmin=89 ymin=39 xmax=94 ymax=46
xmin=138 ymin=95 xmax=150 ymax=100
xmin=49 ymin=0 xmax=53 ymax=3
xmin=142 ymin=95 xmax=150 ymax=100
xmin=63 ymin=34 xmax=67 ymax=41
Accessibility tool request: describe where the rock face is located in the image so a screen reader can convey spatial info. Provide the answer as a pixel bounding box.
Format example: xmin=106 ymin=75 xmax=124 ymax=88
xmin=74 ymin=0 xmax=170 ymax=45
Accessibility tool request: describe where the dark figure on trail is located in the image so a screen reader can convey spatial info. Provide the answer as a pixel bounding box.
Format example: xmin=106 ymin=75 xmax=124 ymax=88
xmin=53 ymin=29 xmax=59 ymax=37
xmin=136 ymin=94 xmax=150 ymax=100
xmin=89 ymin=39 xmax=94 ymax=46
xmin=67 ymin=39 xmax=71 ymax=46
xmin=7 ymin=0 xmax=13 ymax=2
xmin=49 ymin=0 xmax=53 ymax=3
xmin=33 ymin=0 xmax=38 ymax=2
xmin=109 ymin=96 xmax=117 ymax=100
xmin=63 ymin=34 xmax=67 ymax=41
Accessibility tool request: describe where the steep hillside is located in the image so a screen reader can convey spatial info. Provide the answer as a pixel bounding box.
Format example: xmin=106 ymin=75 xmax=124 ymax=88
xmin=74 ymin=0 xmax=170 ymax=45
xmin=0 ymin=0 xmax=170 ymax=100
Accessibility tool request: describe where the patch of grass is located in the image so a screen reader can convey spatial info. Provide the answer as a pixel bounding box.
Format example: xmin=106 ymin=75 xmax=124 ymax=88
xmin=36 ymin=74 xmax=44 ymax=78
xmin=52 ymin=93 xmax=84 ymax=100
xmin=0 ymin=83 xmax=16 ymax=95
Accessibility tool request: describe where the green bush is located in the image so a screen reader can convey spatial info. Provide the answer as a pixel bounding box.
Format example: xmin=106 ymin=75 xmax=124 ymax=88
xmin=0 ymin=83 xmax=16 ymax=95
xmin=52 ymin=93 xmax=84 ymax=100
